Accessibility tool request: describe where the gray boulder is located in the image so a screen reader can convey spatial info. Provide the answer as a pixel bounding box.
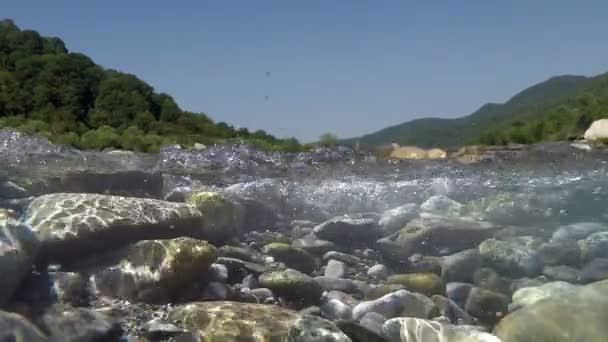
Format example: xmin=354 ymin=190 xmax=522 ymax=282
xmin=314 ymin=216 xmax=381 ymax=245
xmin=478 ymin=236 xmax=543 ymax=277
xmin=378 ymin=203 xmax=418 ymax=235
xmin=325 ymin=259 xmax=347 ymax=278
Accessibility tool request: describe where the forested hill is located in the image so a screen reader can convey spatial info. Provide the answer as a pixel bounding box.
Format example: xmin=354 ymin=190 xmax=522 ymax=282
xmin=342 ymin=72 xmax=608 ymax=148
xmin=0 ymin=19 xmax=302 ymax=152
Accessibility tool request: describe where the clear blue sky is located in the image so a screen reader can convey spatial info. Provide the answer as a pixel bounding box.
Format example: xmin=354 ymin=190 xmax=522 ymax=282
xmin=5 ymin=1 xmax=608 ymax=142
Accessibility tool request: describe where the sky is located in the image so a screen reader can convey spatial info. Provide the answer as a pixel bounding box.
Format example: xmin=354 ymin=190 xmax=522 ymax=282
xmin=4 ymin=1 xmax=608 ymax=142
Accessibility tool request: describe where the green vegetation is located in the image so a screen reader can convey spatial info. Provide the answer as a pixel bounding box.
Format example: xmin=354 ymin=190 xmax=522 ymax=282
xmin=318 ymin=132 xmax=339 ymax=146
xmin=0 ymin=19 xmax=303 ymax=152
xmin=343 ymin=74 xmax=608 ymax=148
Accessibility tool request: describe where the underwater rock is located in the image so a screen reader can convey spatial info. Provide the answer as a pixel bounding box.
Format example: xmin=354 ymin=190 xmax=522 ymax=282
xmin=551 ymin=222 xmax=607 ymax=242
xmin=41 ymin=304 xmax=123 ymax=342
xmin=542 ymin=265 xmax=582 ymax=283
xmin=358 ymin=311 xmax=387 ymax=337
xmin=0 ymin=209 xmax=40 ymax=305
xmin=511 ymin=281 xmax=578 ymax=309
xmin=420 ymin=195 xmax=463 ymax=218
xmin=472 ymin=268 xmax=512 ymax=295
xmin=464 ymin=287 xmax=510 ymax=325
xmin=320 ymin=298 xmax=353 ymax=321
xmin=367 ymin=264 xmax=389 ymax=281
xmin=431 ymin=295 xmax=474 ymax=325
xmin=323 ymin=251 xmax=362 ymax=265
xmin=262 ymin=243 xmax=316 ymax=274
xmin=169 ymin=301 xmax=299 ymax=341
xmin=386 ymin=273 xmax=443 ymax=296
xmin=378 ymin=203 xmax=419 ymax=235
xmin=92 ymin=237 xmax=217 ymax=303
xmin=314 ymin=276 xmax=362 ymax=294
xmin=0 ymin=309 xmax=47 ymax=342
xmin=376 ymin=216 xmax=499 ymax=262
xmin=383 ymin=317 xmax=501 ymax=342
xmin=494 ymin=279 xmax=608 ymax=342
xmin=441 ymin=249 xmax=481 ymax=283
xmin=313 ymin=216 xmax=381 ymax=246
xmin=478 ymin=236 xmax=543 ymax=277
xmin=578 ymin=231 xmax=608 ymax=261
xmin=580 ymin=257 xmax=608 ymax=282
xmin=218 ymin=245 xmax=264 ymax=263
xmin=323 ymin=290 xmax=360 ymax=308
xmin=287 ymin=315 xmax=353 ymax=342
xmin=325 ymin=259 xmax=347 ymax=278
xmin=292 ymin=236 xmax=337 ymax=255
xmin=24 ymin=193 xmax=233 ymax=264
xmin=15 ymin=271 xmax=91 ymax=307
xmin=259 ymin=269 xmax=323 ymax=305
xmin=337 ymin=319 xmax=389 ymax=342
xmin=353 ymin=289 xmax=432 ymax=321
xmin=535 ymin=240 xmax=581 ymax=266
xmin=201 ymin=281 xmax=233 ymax=301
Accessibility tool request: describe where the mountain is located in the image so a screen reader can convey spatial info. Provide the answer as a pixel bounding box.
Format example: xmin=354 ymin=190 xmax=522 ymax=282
xmin=0 ymin=19 xmax=302 ymax=152
xmin=343 ymin=73 xmax=608 ymax=148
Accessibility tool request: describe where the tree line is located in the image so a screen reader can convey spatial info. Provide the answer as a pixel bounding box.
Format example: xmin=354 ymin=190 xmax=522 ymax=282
xmin=0 ymin=19 xmax=303 ymax=152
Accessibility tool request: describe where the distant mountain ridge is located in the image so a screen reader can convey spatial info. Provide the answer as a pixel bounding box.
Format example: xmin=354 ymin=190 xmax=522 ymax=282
xmin=343 ymin=73 xmax=608 ymax=148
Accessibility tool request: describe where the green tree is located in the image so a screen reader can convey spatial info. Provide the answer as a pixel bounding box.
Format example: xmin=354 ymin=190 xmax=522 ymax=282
xmin=319 ymin=132 xmax=338 ymax=146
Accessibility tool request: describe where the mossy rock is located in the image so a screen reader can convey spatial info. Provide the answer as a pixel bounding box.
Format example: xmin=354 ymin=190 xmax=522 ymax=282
xmin=263 ymin=243 xmax=316 ymax=274
xmin=187 ymin=191 xmax=245 ymax=237
xmin=259 ymin=269 xmax=323 ymax=305
xmin=387 ymin=273 xmax=443 ymax=295
xmin=365 ymin=284 xmax=406 ymax=300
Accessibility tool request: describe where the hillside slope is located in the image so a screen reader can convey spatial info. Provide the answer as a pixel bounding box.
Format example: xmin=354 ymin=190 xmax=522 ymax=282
xmin=343 ymin=74 xmax=604 ymax=148
xmin=0 ymin=19 xmax=302 ymax=152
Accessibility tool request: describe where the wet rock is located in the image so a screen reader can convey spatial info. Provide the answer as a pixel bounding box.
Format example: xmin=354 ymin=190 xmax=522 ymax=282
xmin=0 ymin=310 xmax=47 ymax=342
xmin=259 ymin=269 xmax=323 ymax=305
xmin=24 ymin=193 xmax=233 ymax=264
xmin=262 ymin=243 xmax=316 ymax=274
xmin=464 ymin=287 xmax=510 ymax=325
xmin=41 ymin=305 xmax=123 ymax=342
xmin=365 ymin=284 xmax=406 ymax=300
xmin=367 ymin=264 xmax=389 ymax=280
xmin=383 ymin=317 xmax=501 ymax=342
xmin=287 ymin=315 xmax=352 ymax=342
xmin=209 ymin=263 xmax=229 ymax=282
xmin=250 ymin=288 xmax=274 ymax=302
xmin=92 ymin=237 xmax=217 ymax=303
xmin=472 ymin=268 xmax=511 ymax=295
xmin=378 ymin=203 xmax=418 ymax=235
xmin=201 ymin=281 xmax=233 ymax=300
xmin=143 ymin=318 xmax=186 ymax=340
xmin=292 ymin=236 xmax=336 ymax=255
xmin=216 ymin=257 xmax=267 ymax=275
xmin=386 ymin=273 xmax=443 ymax=296
xmin=377 ymin=216 xmax=499 ymax=262
xmin=551 ymin=222 xmax=607 ymax=242
xmin=478 ymin=236 xmax=543 ymax=277
xmin=441 ymin=249 xmax=481 ymax=283
xmin=406 ymin=254 xmax=443 ymax=274
xmin=323 ymin=251 xmax=362 ymax=265
xmin=353 ymin=289 xmax=432 ymax=321
xmin=241 ymin=274 xmax=258 ymax=289
xmin=337 ymin=320 xmax=389 ymax=342
xmin=509 ymin=277 xmax=547 ymax=293
xmin=169 ymin=301 xmax=300 ymax=340
xmin=511 ymin=281 xmax=579 ymax=309
xmin=464 ymin=191 xmax=559 ymax=226
xmin=313 ymin=216 xmax=381 ymax=245
xmin=431 ymin=295 xmax=474 ymax=325
xmin=15 ymin=271 xmax=91 ymax=307
xmin=580 ymin=257 xmax=608 ymax=282
xmin=494 ymin=279 xmax=608 ymax=342
xmin=325 ymin=259 xmax=347 ymax=278
xmin=420 ymin=195 xmax=463 ymax=218
xmin=578 ymin=231 xmax=608 ymax=261
xmin=314 ymin=276 xmax=362 ymax=294
xmin=445 ymin=282 xmax=474 ymax=308
xmin=358 ymin=312 xmax=387 ymax=336
xmin=320 ymin=298 xmax=353 ymax=321
xmin=535 ymin=240 xmax=581 ymax=266
xmin=323 ymin=290 xmax=360 ymax=307
xmin=0 ymin=210 xmax=40 ymax=305
xmin=0 ymin=180 xmax=30 ymax=199
xmin=218 ymin=245 xmax=263 ymax=263
xmin=542 ymin=265 xmax=582 ymax=283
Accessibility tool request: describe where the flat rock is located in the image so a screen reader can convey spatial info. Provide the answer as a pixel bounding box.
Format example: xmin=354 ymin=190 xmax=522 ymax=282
xmin=313 ymin=216 xmax=381 ymax=245
xmin=24 ymin=193 xmax=237 ymax=264
xmin=262 ymin=243 xmax=316 ymax=274
xmin=376 ymin=216 xmax=499 ymax=262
